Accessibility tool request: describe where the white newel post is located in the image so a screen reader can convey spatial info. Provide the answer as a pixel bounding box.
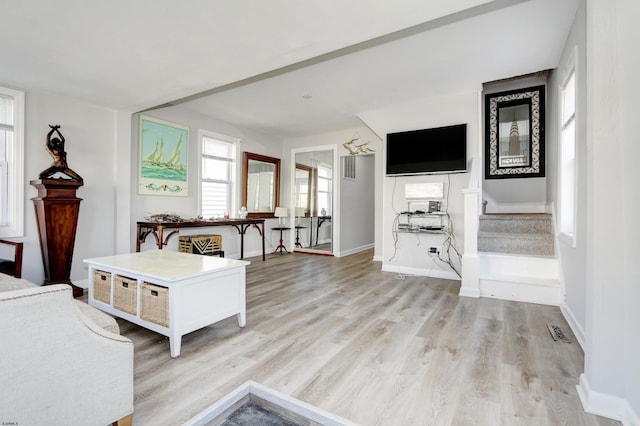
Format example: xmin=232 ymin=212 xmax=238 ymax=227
xmin=460 ymin=188 xmax=480 ymax=298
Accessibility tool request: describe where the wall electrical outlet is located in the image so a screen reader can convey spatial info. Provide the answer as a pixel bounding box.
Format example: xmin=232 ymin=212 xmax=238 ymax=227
xmin=429 ymin=246 xmax=439 ymax=254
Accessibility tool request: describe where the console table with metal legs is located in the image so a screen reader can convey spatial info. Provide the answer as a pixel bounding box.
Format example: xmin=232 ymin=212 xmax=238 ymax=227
xmin=136 ymin=219 xmax=266 ymax=261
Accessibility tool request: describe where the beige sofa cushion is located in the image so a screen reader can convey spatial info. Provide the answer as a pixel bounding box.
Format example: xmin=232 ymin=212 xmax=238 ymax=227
xmin=0 ymin=274 xmax=37 ymax=292
xmin=0 ymin=283 xmax=133 ymax=424
xmin=0 ymin=274 xmax=120 ymax=334
xmin=74 ymin=297 xmax=120 ymax=334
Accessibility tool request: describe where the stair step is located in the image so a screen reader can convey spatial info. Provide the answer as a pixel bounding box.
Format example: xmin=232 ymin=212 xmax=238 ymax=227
xmin=479 ymin=213 xmax=553 ymax=234
xmin=478 ymin=231 xmax=554 ymax=256
xmin=479 ymin=275 xmax=561 ymax=305
xmin=478 ymin=253 xmax=562 ymax=306
xmin=479 ymin=252 xmax=559 ymax=278
xmin=478 ymin=213 xmax=554 ymax=256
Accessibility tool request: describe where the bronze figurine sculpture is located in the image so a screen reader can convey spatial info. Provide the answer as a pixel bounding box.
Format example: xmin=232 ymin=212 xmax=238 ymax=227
xmin=39 ymin=125 xmax=83 ymax=182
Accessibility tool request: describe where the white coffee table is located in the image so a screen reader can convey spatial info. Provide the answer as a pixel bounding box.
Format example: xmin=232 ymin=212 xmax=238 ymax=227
xmin=84 ymin=250 xmax=249 ymax=357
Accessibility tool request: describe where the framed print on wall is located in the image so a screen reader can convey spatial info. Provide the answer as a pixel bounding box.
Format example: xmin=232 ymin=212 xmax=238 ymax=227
xmin=485 ymin=85 xmax=545 ymax=179
xmin=138 ymin=115 xmax=189 ymax=196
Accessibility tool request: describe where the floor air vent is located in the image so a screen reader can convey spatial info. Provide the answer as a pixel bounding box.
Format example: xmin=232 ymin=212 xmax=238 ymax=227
xmin=547 ymin=324 xmax=571 ymax=343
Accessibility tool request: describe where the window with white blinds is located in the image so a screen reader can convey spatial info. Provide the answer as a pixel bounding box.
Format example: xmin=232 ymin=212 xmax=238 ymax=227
xmin=0 ymin=86 xmax=24 ymax=237
xmin=200 ymin=133 xmax=237 ymax=218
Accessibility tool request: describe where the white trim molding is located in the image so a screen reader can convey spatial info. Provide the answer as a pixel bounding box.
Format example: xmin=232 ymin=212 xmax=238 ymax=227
xmin=0 ymin=86 xmax=25 ymax=238
xmin=577 ymin=374 xmax=640 ymax=426
xmin=560 ymin=301 xmax=585 ymax=350
xmin=381 ymin=263 xmax=459 ymax=281
xmin=185 ymin=380 xmax=356 ymax=426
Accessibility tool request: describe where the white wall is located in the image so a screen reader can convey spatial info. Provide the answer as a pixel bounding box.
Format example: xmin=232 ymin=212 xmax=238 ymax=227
xmin=114 ymin=110 xmax=133 ymax=254
xmin=21 ymin=90 xmax=120 ymax=284
xmin=548 ymin=0 xmax=588 ymax=346
xmin=360 ymin=91 xmax=479 ymax=279
xmin=339 ymin=154 xmax=375 ymax=255
xmin=619 ymin=0 xmax=640 ymax=415
xmin=131 ymin=106 xmax=283 ymax=258
xmin=578 ymin=1 xmax=640 ymax=423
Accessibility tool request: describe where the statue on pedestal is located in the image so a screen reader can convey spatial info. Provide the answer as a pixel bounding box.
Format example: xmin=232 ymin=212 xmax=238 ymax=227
xmin=39 ymin=125 xmax=83 ymax=182
xmin=32 ymin=124 xmax=84 ymax=296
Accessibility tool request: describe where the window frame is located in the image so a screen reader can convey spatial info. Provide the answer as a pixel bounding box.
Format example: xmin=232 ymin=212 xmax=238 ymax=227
xmin=0 ymin=86 xmax=25 ymax=238
xmin=317 ymin=162 xmax=332 ymax=216
xmin=558 ymin=50 xmax=578 ymax=248
xmin=198 ymin=130 xmax=240 ymax=219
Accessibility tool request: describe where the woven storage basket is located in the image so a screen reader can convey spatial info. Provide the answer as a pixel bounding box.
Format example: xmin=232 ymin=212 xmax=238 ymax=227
xmin=92 ymin=270 xmax=111 ymax=304
xmin=178 ymin=234 xmax=222 ymax=255
xmin=113 ymin=275 xmax=137 ymax=315
xmin=140 ymin=283 xmax=169 ymax=327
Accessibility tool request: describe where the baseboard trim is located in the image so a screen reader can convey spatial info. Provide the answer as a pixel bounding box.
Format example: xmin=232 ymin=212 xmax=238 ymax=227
xmin=73 ymin=278 xmax=89 ymax=290
xmin=241 ymin=249 xmax=264 ymax=259
xmin=479 ymin=276 xmax=561 ymax=306
xmin=458 ymin=286 xmax=480 ymax=298
xmin=577 ymin=374 xmax=640 ymax=426
xmin=381 ymin=264 xmax=459 ymax=281
xmin=337 ymin=243 xmax=374 ymax=258
xmin=559 ymin=301 xmax=585 ymax=350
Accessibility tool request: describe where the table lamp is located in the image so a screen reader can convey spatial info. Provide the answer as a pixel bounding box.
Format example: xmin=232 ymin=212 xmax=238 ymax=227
xmin=295 ymin=207 xmax=305 ymax=226
xmin=274 ymin=207 xmax=288 ymax=227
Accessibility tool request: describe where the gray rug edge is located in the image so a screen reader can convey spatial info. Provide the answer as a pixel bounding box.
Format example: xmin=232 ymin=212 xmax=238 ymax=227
xmin=184 ymin=380 xmax=358 ymax=426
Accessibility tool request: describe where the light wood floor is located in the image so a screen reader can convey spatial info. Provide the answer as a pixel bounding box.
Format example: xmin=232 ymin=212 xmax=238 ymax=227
xmin=120 ymin=249 xmax=619 ymax=425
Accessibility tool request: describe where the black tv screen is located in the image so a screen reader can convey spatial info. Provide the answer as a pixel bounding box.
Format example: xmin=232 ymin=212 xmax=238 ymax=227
xmin=386 ymin=124 xmax=467 ymax=175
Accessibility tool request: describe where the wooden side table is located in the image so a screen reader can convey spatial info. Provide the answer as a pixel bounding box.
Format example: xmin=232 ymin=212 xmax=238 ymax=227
xmin=294 ymin=226 xmax=306 ymax=248
xmin=271 ymin=227 xmax=290 ymax=254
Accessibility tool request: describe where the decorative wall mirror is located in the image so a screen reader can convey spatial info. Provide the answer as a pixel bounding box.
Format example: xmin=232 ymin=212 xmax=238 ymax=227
xmin=485 ymin=85 xmax=545 ymax=179
xmin=295 ymin=163 xmax=313 ymax=217
xmin=242 ymin=152 xmax=281 ymax=218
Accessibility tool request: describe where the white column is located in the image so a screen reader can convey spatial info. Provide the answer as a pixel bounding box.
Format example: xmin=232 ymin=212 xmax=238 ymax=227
xmin=459 ymin=188 xmax=480 ymax=298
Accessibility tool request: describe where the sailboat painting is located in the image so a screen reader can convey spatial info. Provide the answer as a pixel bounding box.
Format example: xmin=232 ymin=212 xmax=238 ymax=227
xmin=139 ymin=115 xmax=189 ymax=196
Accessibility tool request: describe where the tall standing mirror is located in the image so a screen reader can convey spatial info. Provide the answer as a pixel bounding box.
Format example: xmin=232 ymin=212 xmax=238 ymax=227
xmin=242 ymin=152 xmax=281 ymax=218
xmin=292 ymin=148 xmax=334 ymax=254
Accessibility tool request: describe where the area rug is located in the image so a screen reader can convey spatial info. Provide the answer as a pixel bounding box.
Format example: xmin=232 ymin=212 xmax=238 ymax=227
xmin=184 ymin=381 xmax=356 ymax=426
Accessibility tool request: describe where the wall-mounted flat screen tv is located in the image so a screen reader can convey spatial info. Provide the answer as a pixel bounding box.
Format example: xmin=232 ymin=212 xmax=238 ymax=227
xmin=386 ymin=124 xmax=467 ymax=176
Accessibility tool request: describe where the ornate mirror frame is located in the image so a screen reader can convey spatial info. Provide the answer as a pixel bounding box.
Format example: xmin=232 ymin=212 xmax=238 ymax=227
xmin=295 ymin=163 xmax=314 ymax=217
xmin=242 ymin=152 xmax=281 ymax=218
xmin=485 ymin=85 xmax=545 ymax=179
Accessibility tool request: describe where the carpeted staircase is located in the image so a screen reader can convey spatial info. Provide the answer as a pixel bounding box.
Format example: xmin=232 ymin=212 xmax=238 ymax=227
xmin=477 ymin=213 xmax=561 ymax=305
xmin=478 ymin=213 xmax=554 ymax=256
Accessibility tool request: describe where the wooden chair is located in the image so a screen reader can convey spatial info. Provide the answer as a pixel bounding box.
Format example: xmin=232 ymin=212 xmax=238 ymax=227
xmin=0 ymin=239 xmax=23 ymax=278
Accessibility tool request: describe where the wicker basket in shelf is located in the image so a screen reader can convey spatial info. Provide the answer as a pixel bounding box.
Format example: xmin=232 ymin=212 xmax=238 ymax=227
xmin=178 ymin=234 xmax=223 ymax=256
xmin=140 ymin=282 xmax=169 ymax=327
xmin=113 ymin=275 xmax=137 ymax=315
xmin=92 ymin=270 xmax=111 ymax=304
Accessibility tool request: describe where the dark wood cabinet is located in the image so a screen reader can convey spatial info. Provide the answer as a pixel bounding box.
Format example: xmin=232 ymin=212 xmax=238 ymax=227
xmin=31 ymin=179 xmax=83 ymax=297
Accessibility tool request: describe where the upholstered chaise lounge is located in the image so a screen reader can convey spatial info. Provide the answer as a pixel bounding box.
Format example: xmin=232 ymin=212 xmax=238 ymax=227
xmin=0 ymin=274 xmax=134 ymax=425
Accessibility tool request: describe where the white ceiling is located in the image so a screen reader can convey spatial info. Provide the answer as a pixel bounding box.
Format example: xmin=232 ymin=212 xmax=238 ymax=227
xmin=1 ymin=0 xmax=579 ymax=138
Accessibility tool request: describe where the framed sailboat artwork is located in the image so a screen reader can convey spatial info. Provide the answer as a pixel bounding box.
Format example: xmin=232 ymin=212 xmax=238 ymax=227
xmin=138 ymin=115 xmax=189 ymax=196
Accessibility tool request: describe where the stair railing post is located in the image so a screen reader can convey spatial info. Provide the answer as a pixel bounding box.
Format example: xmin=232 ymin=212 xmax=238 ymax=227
xmin=460 ymin=188 xmax=480 ymax=298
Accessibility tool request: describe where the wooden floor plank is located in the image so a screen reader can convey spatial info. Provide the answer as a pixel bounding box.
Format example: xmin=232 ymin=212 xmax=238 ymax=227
xmin=113 ymin=249 xmax=620 ymax=425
